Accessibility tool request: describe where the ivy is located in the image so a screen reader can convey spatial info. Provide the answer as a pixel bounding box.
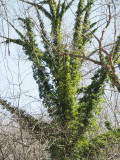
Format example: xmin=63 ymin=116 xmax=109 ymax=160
xmin=2 ymin=1 xmax=120 ymax=159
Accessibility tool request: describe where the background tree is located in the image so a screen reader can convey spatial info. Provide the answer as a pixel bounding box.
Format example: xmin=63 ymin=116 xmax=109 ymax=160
xmin=0 ymin=0 xmax=120 ymax=159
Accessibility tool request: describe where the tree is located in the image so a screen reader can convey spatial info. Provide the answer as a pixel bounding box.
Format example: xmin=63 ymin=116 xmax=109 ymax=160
xmin=0 ymin=0 xmax=120 ymax=159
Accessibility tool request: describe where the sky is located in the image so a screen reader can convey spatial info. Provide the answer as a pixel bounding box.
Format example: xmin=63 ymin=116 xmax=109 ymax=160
xmin=0 ymin=0 xmax=120 ymax=124
xmin=0 ymin=0 xmax=77 ymax=116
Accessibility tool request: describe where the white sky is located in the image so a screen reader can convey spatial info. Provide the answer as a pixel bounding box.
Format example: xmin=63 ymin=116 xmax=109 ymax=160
xmin=0 ymin=0 xmax=120 ymax=122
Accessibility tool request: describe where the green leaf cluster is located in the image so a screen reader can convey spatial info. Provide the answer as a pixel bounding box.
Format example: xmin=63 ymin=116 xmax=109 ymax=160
xmin=1 ymin=0 xmax=120 ymax=159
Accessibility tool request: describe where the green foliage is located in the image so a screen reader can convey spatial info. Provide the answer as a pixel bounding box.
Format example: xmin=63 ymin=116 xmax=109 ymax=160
xmin=78 ymin=129 xmax=120 ymax=159
xmin=105 ymin=120 xmax=113 ymax=130
xmin=1 ymin=0 xmax=120 ymax=159
xmin=0 ymin=99 xmax=50 ymax=142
